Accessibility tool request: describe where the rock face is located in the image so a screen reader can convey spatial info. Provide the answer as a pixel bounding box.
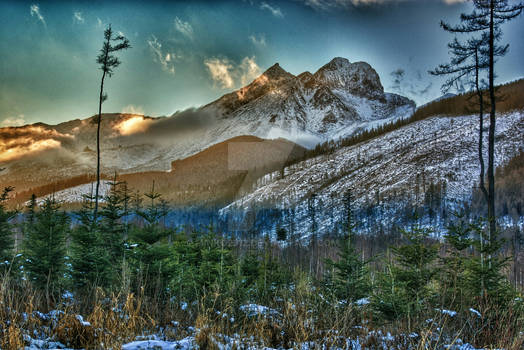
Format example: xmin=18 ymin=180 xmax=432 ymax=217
xmin=203 ymin=57 xmax=415 ymax=144
xmin=312 ymin=58 xmax=385 ymax=100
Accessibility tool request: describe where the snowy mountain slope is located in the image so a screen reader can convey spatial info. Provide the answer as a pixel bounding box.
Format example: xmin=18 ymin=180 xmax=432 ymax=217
xmin=34 ymin=181 xmax=113 ymax=205
xmin=221 ymin=111 xmax=524 ymax=237
xmin=1 ymin=57 xmax=414 ymax=194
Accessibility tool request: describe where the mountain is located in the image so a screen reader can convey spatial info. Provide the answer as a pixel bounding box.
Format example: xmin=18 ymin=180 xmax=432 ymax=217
xmin=221 ymin=109 xmax=524 ymax=238
xmin=202 ymin=57 xmax=415 ymax=146
xmin=118 ymin=135 xmax=305 ymax=205
xmin=11 ymin=135 xmax=306 ymax=206
xmin=417 ymin=93 xmax=456 ymax=110
xmin=1 ymin=57 xmax=415 ymax=198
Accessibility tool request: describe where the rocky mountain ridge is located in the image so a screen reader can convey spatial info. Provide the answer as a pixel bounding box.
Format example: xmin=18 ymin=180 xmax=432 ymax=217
xmin=1 ymin=57 xmax=415 ymax=195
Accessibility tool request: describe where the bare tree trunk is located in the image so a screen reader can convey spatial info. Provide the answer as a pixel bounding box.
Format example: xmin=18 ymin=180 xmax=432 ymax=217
xmin=475 ymin=48 xmax=488 ymax=204
xmin=488 ymin=0 xmax=496 ymax=254
xmin=487 ymin=0 xmax=496 ymax=251
xmin=475 ymin=47 xmax=488 ymax=295
xmin=94 ymin=70 xmax=106 ymax=219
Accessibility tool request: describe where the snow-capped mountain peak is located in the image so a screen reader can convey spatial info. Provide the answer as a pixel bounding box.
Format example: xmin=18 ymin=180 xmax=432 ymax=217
xmin=312 ymin=57 xmax=385 ymax=100
xmin=203 ymin=57 xmax=415 ymax=145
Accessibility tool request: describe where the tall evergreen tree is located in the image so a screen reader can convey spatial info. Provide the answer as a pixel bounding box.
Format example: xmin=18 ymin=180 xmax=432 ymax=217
xmin=431 ymin=34 xmax=489 ymax=204
xmin=94 ymin=25 xmax=131 ymax=218
xmin=439 ymin=0 xmax=523 ymax=241
xmin=23 ymin=198 xmax=69 ymax=307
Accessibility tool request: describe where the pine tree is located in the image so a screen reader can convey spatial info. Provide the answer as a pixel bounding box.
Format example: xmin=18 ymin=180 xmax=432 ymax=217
xmin=129 ymin=183 xmax=171 ymax=296
xmin=241 ymin=250 xmax=260 ymax=288
xmin=431 ymin=34 xmax=489 ymax=206
xmin=463 ymin=219 xmax=511 ymax=304
xmin=25 ymin=194 xmax=37 ymax=226
xmin=256 ymin=235 xmax=290 ymax=301
xmin=371 ymin=256 xmax=411 ymax=321
xmin=94 ymin=25 xmax=131 ymax=218
xmin=0 ymin=187 xmax=16 ymax=274
xmin=99 ymin=177 xmax=128 ymax=269
xmin=325 ymin=190 xmax=369 ymax=302
xmin=23 ymin=197 xmax=69 ymax=307
xmin=70 ymin=192 xmax=111 ymax=291
xmin=372 ymin=223 xmax=439 ymax=320
xmin=441 ymin=214 xmax=475 ymax=309
xmin=197 ymin=233 xmax=235 ymax=296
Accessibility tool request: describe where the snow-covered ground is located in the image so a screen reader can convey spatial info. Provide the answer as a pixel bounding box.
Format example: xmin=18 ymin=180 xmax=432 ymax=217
xmin=20 ymin=303 xmax=493 ymax=350
xmin=222 ymin=111 xmax=524 ymax=238
xmin=34 ymin=180 xmax=112 ymax=204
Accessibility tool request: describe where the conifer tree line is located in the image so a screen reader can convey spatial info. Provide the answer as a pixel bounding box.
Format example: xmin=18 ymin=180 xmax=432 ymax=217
xmin=0 ymin=178 xmax=521 ymax=338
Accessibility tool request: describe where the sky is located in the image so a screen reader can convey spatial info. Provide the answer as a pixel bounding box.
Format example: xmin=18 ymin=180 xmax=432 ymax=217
xmin=0 ymin=0 xmax=523 ymax=126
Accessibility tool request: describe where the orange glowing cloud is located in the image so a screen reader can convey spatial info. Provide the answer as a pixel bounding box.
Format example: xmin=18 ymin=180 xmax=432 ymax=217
xmin=0 ymin=139 xmax=61 ymax=162
xmin=0 ymin=125 xmax=73 ymax=162
xmin=113 ymin=116 xmax=154 ymax=135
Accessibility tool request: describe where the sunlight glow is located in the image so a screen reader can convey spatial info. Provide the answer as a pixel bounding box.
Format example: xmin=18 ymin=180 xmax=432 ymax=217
xmin=113 ymin=115 xmax=153 ymax=135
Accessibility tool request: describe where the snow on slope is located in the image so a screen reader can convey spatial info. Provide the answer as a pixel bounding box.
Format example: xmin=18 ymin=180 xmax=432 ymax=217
xmin=34 ymin=181 xmax=112 ymax=204
xmin=221 ymin=111 xmax=524 ymax=237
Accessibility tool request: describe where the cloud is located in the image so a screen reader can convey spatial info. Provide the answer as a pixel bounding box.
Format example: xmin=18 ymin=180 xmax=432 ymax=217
xmin=0 ymin=125 xmax=73 ymax=162
xmin=96 ymin=17 xmax=103 ymax=28
xmin=239 ymin=57 xmax=262 ymax=86
xmin=249 ymin=33 xmax=266 ymax=47
xmin=390 ymin=68 xmax=433 ymax=97
xmin=260 ymin=2 xmax=283 ymax=17
xmin=418 ymin=82 xmax=433 ymax=96
xmin=300 ymin=0 xmax=465 ymax=11
xmin=30 ymin=4 xmax=46 ymax=26
xmin=1 ymin=115 xmax=26 ymax=127
xmin=113 ymin=115 xmax=153 ymax=136
xmin=174 ymin=17 xmax=194 ymax=39
xmin=73 ymin=11 xmax=84 ymax=24
xmin=112 ymin=108 xmax=220 ymax=147
xmin=204 ymin=56 xmax=262 ymax=89
xmin=205 ymin=58 xmax=234 ymax=89
xmin=390 ymin=68 xmax=405 ymax=92
xmin=150 ymin=108 xmax=219 ymax=138
xmin=147 ymin=35 xmax=176 ymax=75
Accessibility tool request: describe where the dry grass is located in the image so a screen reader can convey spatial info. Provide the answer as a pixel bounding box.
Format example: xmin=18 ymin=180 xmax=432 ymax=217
xmin=1 ymin=273 xmax=523 ymax=349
